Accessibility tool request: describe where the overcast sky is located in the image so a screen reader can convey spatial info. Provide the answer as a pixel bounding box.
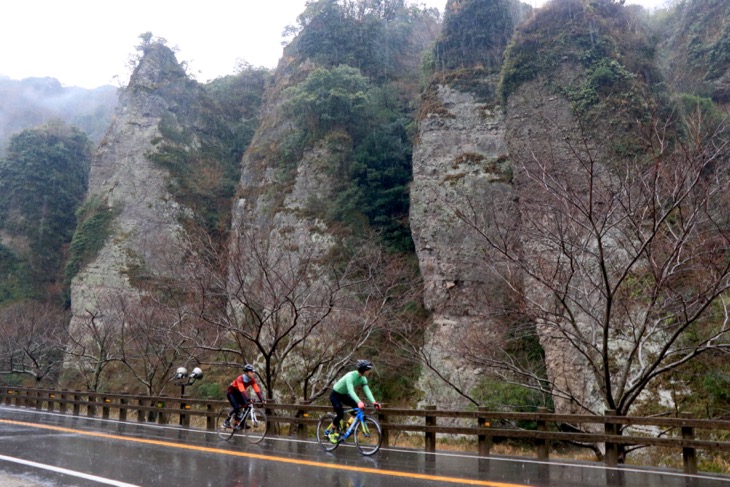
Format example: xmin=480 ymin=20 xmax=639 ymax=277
xmin=0 ymin=0 xmax=672 ymax=89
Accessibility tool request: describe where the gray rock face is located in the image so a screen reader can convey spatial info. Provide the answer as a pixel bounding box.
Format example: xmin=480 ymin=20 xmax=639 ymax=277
xmin=235 ymin=59 xmax=344 ymax=253
xmin=410 ymin=81 xmax=514 ymax=406
xmin=69 ymin=44 xmax=193 ymax=333
xmin=505 ymin=80 xmax=604 ymax=416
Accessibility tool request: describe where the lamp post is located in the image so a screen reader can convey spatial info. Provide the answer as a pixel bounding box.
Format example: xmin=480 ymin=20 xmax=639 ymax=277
xmin=173 ymin=366 xmax=203 ymax=426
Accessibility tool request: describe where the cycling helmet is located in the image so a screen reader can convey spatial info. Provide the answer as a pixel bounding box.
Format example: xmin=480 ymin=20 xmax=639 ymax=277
xmin=242 ymin=364 xmax=255 ymax=373
xmin=356 ymin=359 xmax=373 ymax=373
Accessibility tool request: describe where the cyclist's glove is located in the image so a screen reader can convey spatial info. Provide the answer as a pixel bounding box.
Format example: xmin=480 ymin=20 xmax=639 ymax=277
xmin=373 ymin=401 xmax=382 ymax=410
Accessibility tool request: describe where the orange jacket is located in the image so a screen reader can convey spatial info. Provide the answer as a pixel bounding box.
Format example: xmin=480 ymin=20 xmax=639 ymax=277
xmin=228 ymin=374 xmax=262 ymax=399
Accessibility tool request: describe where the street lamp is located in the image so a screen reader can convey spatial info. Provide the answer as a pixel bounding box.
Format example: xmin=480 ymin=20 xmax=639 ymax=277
xmin=173 ymin=366 xmax=203 ymax=426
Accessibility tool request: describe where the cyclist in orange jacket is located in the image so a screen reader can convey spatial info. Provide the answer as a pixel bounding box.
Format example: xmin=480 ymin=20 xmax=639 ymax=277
xmin=224 ymin=364 xmax=265 ymax=428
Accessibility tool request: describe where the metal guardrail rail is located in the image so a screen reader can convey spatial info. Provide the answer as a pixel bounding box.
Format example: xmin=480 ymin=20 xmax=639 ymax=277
xmin=2 ymin=386 xmax=729 ymax=475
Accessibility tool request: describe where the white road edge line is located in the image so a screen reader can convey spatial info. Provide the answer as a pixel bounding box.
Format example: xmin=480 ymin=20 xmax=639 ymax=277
xmin=0 ymin=454 xmax=140 ymax=487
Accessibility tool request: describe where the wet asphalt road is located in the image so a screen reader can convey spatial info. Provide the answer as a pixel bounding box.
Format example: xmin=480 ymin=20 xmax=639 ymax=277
xmin=0 ymin=406 xmax=728 ymax=487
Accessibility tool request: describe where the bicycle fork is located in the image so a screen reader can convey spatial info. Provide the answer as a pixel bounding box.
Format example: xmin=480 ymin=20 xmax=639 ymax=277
xmin=249 ymin=408 xmax=260 ymax=426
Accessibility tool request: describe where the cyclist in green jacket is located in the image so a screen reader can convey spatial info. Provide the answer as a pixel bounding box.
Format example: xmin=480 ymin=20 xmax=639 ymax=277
xmin=329 ymin=359 xmax=381 ymax=442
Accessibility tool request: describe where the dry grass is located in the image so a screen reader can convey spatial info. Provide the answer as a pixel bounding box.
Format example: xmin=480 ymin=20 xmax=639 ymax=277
xmin=381 ymin=433 xmax=730 ymax=475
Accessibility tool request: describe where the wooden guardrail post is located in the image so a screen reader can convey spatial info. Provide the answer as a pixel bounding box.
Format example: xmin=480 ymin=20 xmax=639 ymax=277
xmin=378 ymin=409 xmax=389 ymax=447
xmin=681 ymin=412 xmax=697 ymax=475
xmin=266 ymin=396 xmax=275 ymax=435
xmin=157 ymin=398 xmax=168 ymax=424
xmin=34 ymin=389 xmax=42 ymax=410
xmin=137 ymin=398 xmax=145 ymax=422
xmin=47 ymin=391 xmax=55 ymax=412
xmin=206 ymin=404 xmax=215 ymax=430
xmin=1 ymin=387 xmax=10 ymax=405
xmin=425 ymin=405 xmax=437 ymax=452
xmin=87 ymin=393 xmax=97 ymax=417
xmin=119 ymin=397 xmax=128 ymax=422
xmin=536 ymin=407 xmax=549 ymax=460
xmin=291 ymin=408 xmax=305 ymax=440
xmin=102 ymin=396 xmax=110 ymax=419
xmin=605 ymin=409 xmax=619 ymax=467
xmin=72 ymin=391 xmax=81 ymax=416
xmin=59 ymin=391 xmax=68 ymax=414
xmin=477 ymin=406 xmax=491 ymax=457
xmin=177 ymin=395 xmax=190 ymax=427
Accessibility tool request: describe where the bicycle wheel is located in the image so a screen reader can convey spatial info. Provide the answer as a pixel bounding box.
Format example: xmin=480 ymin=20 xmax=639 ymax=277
xmin=245 ymin=405 xmax=268 ymax=444
xmin=354 ymin=416 xmax=382 ymax=456
xmin=217 ymin=409 xmax=235 ymax=441
xmin=316 ymin=413 xmax=340 ymax=452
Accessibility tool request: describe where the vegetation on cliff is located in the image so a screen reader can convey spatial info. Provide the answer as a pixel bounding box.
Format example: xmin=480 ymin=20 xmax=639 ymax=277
xmin=657 ymin=0 xmax=730 ymax=102
xmin=130 ymin=38 xmax=272 ymax=239
xmin=434 ymin=0 xmax=515 ymax=72
xmin=0 ymin=121 xmax=92 ymax=304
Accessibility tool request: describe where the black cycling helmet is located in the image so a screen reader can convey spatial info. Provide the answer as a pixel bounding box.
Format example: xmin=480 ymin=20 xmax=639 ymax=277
xmin=356 ymin=359 xmax=373 ymax=373
xmin=242 ymin=364 xmax=255 ymax=373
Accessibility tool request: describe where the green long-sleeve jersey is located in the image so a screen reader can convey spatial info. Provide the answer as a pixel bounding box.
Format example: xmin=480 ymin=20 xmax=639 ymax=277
xmin=333 ymin=370 xmax=376 ymax=404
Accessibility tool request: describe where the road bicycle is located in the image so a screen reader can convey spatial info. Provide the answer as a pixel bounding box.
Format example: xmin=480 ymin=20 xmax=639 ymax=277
xmin=217 ymin=401 xmax=268 ymax=444
xmin=316 ymin=405 xmax=382 ymax=456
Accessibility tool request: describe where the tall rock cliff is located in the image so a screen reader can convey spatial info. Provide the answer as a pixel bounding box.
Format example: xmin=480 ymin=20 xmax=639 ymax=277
xmin=67 ymin=42 xmax=243 ymax=340
xmin=411 ymin=0 xmax=676 ymax=413
xmin=410 ymin=0 xmax=525 ymax=406
xmin=230 ymin=1 xmax=441 ymax=402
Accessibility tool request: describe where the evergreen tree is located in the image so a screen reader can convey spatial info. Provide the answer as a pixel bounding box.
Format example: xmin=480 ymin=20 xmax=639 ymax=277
xmin=0 ymin=120 xmax=92 ymax=303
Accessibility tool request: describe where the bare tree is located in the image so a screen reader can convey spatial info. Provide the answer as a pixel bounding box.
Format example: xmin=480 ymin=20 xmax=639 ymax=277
xmin=453 ymin=102 xmax=730 ymax=420
xmin=175 ymin=220 xmax=421 ymax=404
xmin=289 ymin=238 xmax=425 ymax=403
xmin=0 ymin=301 xmax=67 ymax=384
xmin=62 ymin=307 xmax=121 ymax=391
xmin=89 ymin=293 xmax=190 ymax=396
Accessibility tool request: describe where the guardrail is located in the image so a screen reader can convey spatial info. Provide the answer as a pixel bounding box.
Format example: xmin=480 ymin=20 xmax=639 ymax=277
xmin=2 ymin=385 xmax=729 ymax=475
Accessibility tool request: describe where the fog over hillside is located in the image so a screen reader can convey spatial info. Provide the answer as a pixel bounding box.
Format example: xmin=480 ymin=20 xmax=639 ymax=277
xmin=0 ymin=76 xmax=117 ymax=152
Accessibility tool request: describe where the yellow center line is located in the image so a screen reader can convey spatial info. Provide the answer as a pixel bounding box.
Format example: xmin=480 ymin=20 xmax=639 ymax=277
xmin=0 ymin=419 xmax=530 ymax=487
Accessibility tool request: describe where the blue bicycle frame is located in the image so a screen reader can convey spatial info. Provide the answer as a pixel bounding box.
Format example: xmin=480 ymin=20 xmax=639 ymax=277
xmin=339 ymin=407 xmax=370 ymax=441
